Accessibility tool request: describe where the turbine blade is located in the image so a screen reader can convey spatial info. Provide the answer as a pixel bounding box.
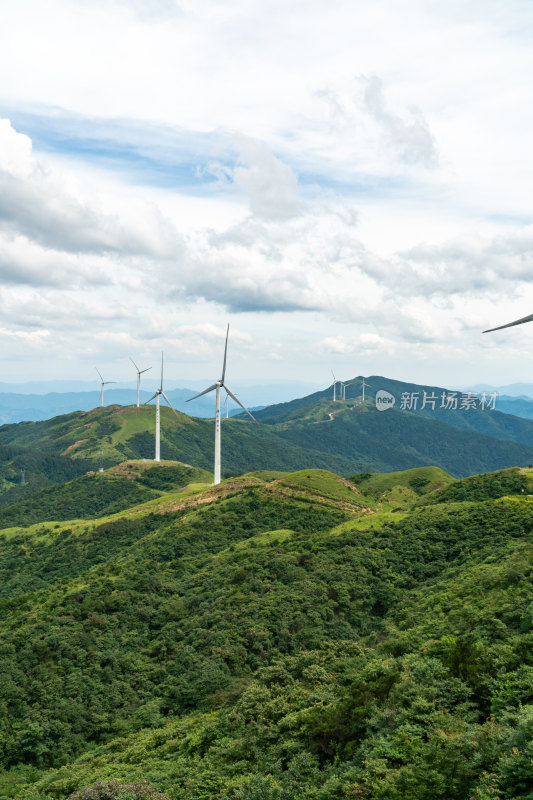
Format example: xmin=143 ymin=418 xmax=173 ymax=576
xmin=95 ymin=367 xmax=103 ymax=382
xmin=187 ymin=383 xmax=218 ymax=402
xmin=130 ymin=357 xmax=139 ymax=372
xmin=160 ymin=352 xmax=163 ymax=391
xmin=331 ymin=369 xmax=336 ymax=382
xmin=145 ymin=392 xmax=158 ymax=404
xmin=223 ymin=383 xmax=258 ymax=424
xmin=103 ymin=381 xmax=116 ymax=385
xmin=140 ymin=366 xmax=152 ymax=374
xmin=221 ymin=324 xmax=229 ymax=383
xmin=483 ymin=312 xmax=533 ymax=332
xmin=161 ymin=391 xmax=180 ymax=417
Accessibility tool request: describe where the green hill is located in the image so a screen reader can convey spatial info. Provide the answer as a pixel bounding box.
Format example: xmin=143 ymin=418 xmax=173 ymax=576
xmin=0 ymin=466 xmax=532 ymax=800
xmin=0 ymin=460 xmax=212 ymax=528
xmin=416 ymin=466 xmax=533 ymax=505
xmin=251 ymin=374 xmax=533 ymax=447
xmin=3 ymin=392 xmax=533 ymax=508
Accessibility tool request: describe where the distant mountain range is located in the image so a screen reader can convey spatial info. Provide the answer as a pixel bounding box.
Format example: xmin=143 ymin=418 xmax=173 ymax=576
xmin=0 ymin=383 xmax=313 ymax=424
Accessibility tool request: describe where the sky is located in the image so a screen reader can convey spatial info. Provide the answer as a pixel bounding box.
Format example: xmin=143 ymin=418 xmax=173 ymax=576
xmin=1 ymin=0 xmax=533 ymax=392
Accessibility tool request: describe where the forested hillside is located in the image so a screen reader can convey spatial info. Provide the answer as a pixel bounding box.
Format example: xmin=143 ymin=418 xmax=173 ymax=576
xmin=251 ymin=375 xmax=533 ymax=446
xmin=1 ymin=466 xmax=532 ymax=800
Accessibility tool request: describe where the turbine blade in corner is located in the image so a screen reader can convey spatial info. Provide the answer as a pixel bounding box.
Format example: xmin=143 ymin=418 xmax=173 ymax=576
xmin=223 ymin=384 xmax=259 ymax=424
xmin=221 ymin=324 xmax=229 ymax=383
xmin=483 ymin=312 xmax=533 ymax=332
xmin=187 ymin=383 xmax=218 ymax=402
xmin=161 ymin=391 xmax=180 ymax=417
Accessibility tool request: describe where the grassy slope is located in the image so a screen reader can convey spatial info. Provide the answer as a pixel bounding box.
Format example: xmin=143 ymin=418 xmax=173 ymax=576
xmin=0 ymin=467 xmax=532 ymax=800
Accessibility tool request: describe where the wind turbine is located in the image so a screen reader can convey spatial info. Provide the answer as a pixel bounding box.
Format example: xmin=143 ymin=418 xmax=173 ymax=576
xmin=130 ymin=357 xmax=152 ymax=407
xmin=483 ymin=313 xmax=533 ymax=333
xmin=145 ymin=353 xmax=179 ymax=462
xmin=95 ymin=368 xmax=116 ymax=408
xmin=187 ymin=325 xmax=258 ymax=485
xmin=361 ymin=377 xmax=369 ymax=402
xmin=331 ymin=370 xmax=338 ymax=402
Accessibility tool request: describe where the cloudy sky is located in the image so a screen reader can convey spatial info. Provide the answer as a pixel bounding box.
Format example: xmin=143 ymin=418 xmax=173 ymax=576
xmin=1 ymin=0 xmax=533 ymax=390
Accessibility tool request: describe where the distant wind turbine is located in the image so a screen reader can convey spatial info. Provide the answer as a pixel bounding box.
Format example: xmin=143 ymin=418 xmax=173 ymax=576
xmin=331 ymin=370 xmax=339 ymax=402
xmin=361 ymin=377 xmax=369 ymax=402
xmin=145 ymin=353 xmax=179 ymax=462
xmin=187 ymin=325 xmax=258 ymax=485
xmin=95 ymin=367 xmax=116 ymax=408
xmin=130 ymin=357 xmax=152 ymax=408
xmin=339 ymin=381 xmax=347 ymax=401
xmin=483 ymin=313 xmax=533 ymax=333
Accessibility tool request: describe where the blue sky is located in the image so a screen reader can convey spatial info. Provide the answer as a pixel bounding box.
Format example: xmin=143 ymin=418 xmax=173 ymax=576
xmin=0 ymin=0 xmax=533 ymax=391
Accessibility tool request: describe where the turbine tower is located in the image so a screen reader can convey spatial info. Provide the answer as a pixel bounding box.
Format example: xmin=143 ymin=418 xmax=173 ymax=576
xmin=483 ymin=313 xmax=533 ymax=333
xmin=95 ymin=368 xmax=116 ymax=408
xmin=187 ymin=325 xmax=257 ymax=485
xmin=130 ymin=357 xmax=152 ymax=407
xmin=146 ymin=353 xmax=179 ymax=462
xmin=361 ymin=377 xmax=369 ymax=402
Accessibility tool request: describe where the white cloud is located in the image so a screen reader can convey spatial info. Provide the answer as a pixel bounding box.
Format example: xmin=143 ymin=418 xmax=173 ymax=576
xmin=361 ymin=75 xmax=438 ymax=168
xmin=206 ymin=135 xmax=303 ymax=220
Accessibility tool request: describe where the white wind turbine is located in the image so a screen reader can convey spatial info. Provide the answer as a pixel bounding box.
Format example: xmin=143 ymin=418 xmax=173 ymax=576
xmin=187 ymin=325 xmax=258 ymax=485
xmin=331 ymin=370 xmax=339 ymax=402
xmin=145 ymin=353 xmax=179 ymax=462
xmin=95 ymin=368 xmax=116 ymax=408
xmin=130 ymin=357 xmax=152 ymax=408
xmin=361 ymin=377 xmax=369 ymax=401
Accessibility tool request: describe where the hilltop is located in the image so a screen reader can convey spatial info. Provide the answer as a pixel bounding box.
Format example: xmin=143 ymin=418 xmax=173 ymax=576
xmin=0 ymin=464 xmax=532 ymax=800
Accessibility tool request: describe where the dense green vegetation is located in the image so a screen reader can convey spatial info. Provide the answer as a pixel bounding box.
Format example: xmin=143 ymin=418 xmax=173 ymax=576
xmin=0 ymin=461 xmax=212 ymax=527
xmin=418 ymin=466 xmax=533 ymax=505
xmin=0 ymin=466 xmax=531 ymax=800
